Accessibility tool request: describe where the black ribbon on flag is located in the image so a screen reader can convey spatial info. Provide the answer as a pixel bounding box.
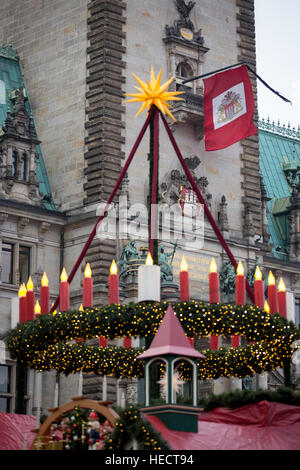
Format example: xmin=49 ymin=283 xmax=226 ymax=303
xmin=182 ymin=61 xmax=292 ymax=104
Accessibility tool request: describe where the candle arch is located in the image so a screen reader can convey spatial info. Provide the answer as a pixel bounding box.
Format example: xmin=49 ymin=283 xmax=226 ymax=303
xmin=9 ymin=67 xmax=299 ymax=387
xmin=7 ymin=300 xmax=299 ymax=380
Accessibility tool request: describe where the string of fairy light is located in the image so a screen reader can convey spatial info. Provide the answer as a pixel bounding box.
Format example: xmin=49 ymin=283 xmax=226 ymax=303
xmin=7 ymin=300 xmax=299 ymax=380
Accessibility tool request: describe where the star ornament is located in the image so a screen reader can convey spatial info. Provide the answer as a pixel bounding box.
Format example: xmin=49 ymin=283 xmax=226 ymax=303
xmin=125 ymin=66 xmax=184 ymax=121
xmin=157 ymin=371 xmax=185 ymax=398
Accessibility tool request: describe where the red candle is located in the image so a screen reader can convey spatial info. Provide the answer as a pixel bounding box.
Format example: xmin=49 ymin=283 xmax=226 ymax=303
xmin=59 ymin=267 xmax=70 ymax=311
xmin=180 ymin=256 xmax=190 ymax=301
xmin=267 ymin=271 xmax=278 ymax=314
xmin=40 ymin=272 xmax=50 ymax=314
xmin=109 ymin=260 xmax=119 ymax=304
xmin=278 ymin=277 xmax=287 ymax=318
xmin=209 ymin=258 xmax=219 ymax=350
xmin=232 ymin=261 xmax=245 ymax=348
xmin=210 ymin=336 xmax=219 ymax=350
xmin=209 ymin=258 xmax=220 ymax=303
xmin=18 ymin=283 xmax=27 ymax=323
xmin=26 ymin=277 xmax=35 ymax=321
xmin=231 ymin=336 xmax=240 ymax=347
xmin=254 ymin=265 xmax=265 ymax=309
xmin=124 ymin=337 xmax=132 ymax=348
xmin=83 ymin=263 xmax=93 ymax=308
xmin=235 ymin=261 xmax=246 ymax=305
xmin=99 ymin=337 xmax=107 ymax=347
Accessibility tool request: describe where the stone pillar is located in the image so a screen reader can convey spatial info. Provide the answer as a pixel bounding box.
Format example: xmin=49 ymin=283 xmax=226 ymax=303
xmin=255 ymin=373 xmax=268 ymax=390
xmin=33 ymin=372 xmax=42 ymax=429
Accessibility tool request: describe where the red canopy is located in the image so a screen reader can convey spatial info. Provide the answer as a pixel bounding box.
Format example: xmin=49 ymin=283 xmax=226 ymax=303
xmin=0 ymin=413 xmax=36 ymax=450
xmin=145 ymin=401 xmax=300 ymax=450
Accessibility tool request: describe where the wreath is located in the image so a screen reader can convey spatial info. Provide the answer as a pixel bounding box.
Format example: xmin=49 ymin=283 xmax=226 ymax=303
xmin=7 ymin=301 xmax=299 ymax=380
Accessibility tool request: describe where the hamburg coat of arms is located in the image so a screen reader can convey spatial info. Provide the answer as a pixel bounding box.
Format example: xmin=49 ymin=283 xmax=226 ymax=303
xmin=217 ymin=90 xmax=243 ymax=125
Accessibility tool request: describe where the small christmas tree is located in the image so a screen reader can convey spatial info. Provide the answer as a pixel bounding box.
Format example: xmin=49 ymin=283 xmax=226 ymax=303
xmin=61 ymin=406 xmax=89 ymax=450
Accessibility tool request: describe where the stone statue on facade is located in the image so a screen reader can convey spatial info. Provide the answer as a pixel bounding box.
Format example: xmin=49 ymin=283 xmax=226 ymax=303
xmin=117 ymin=238 xmax=141 ymax=280
xmin=219 ymin=260 xmax=236 ymax=295
xmin=158 ymin=245 xmax=174 ymax=283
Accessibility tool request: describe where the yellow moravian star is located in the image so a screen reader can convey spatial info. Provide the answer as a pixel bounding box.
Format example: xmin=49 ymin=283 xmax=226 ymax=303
xmin=125 ymin=66 xmax=184 ymax=121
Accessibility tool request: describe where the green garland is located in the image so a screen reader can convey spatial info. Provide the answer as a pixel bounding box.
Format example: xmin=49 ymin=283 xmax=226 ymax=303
xmin=198 ymin=386 xmax=300 ymax=411
xmin=6 ymin=300 xmax=299 ymax=379
xmin=103 ymin=405 xmax=170 ymax=450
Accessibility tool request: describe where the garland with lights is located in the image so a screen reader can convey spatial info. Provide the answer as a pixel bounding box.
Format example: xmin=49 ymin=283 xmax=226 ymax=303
xmin=7 ymin=301 xmax=299 ymax=380
xmin=198 ymin=386 xmax=300 ymax=411
xmin=103 ymin=404 xmax=170 ymax=450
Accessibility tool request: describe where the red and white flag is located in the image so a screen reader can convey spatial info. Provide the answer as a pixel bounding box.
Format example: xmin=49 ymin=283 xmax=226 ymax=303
xmin=203 ymin=65 xmax=257 ymax=151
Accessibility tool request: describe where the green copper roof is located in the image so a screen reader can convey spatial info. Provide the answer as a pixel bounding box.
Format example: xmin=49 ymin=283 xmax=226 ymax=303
xmin=259 ymin=119 xmax=300 ymax=260
xmin=0 ymin=44 xmax=57 ymax=211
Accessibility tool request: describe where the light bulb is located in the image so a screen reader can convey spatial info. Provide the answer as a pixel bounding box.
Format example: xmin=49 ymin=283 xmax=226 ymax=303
xmin=27 ymin=276 xmax=34 ymax=290
xmin=180 ymin=256 xmax=188 ymax=272
xmin=60 ymin=267 xmax=68 ymax=283
xmin=34 ymin=300 xmax=41 ymax=315
xmin=18 ymin=283 xmax=27 ymax=297
xmin=41 ymin=272 xmax=48 ymax=287
xmin=236 ymin=261 xmax=244 ymax=276
xmin=110 ymin=260 xmax=118 ymax=275
xmin=146 ymin=252 xmax=153 ymax=266
xmin=210 ymin=258 xmax=217 ymax=273
xmin=84 ymin=263 xmax=92 ymax=278
xmin=278 ymin=277 xmax=286 ymax=292
xmin=268 ymin=271 xmax=275 ymax=286
xmin=254 ymin=265 xmax=262 ymax=281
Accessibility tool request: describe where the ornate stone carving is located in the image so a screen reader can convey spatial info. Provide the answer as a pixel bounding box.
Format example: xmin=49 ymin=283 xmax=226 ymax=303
xmin=288 ymin=183 xmax=300 ymax=261
xmin=243 ymin=202 xmax=255 ymax=238
xmin=165 ymin=0 xmax=204 ymax=44
xmin=39 ymin=222 xmax=51 ymax=241
xmin=260 ymin=178 xmax=271 ymax=245
xmin=163 ymin=1 xmax=209 ymax=133
xmin=0 ymin=212 xmax=8 ymax=225
xmin=218 ymin=195 xmax=229 ymax=232
xmin=17 ymin=217 xmax=30 ymax=235
xmin=0 ymin=87 xmax=43 ymax=205
xmin=160 ymin=156 xmax=212 ymax=208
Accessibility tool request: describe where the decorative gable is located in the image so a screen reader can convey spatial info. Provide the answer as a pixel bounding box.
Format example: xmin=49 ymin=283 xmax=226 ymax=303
xmin=163 ymin=0 xmax=209 ymax=137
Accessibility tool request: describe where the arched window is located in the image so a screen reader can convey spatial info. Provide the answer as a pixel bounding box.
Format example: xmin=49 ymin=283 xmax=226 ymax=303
xmin=145 ymin=357 xmax=168 ymax=406
xmin=12 ymin=151 xmax=18 ymax=178
xmin=176 ymin=62 xmax=193 ymax=92
xmin=21 ymin=153 xmax=27 ymax=181
xmin=176 ymin=62 xmax=193 ymax=79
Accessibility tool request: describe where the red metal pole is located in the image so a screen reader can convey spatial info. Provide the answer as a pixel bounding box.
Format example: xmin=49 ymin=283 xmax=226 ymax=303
xmin=50 ymin=108 xmax=154 ymax=313
xmin=160 ymin=111 xmax=255 ymax=304
xmin=149 ymin=108 xmax=159 ymax=260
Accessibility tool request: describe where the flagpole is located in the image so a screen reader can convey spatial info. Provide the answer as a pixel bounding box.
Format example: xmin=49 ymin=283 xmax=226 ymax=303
xmin=182 ymin=62 xmax=245 ymax=84
xmin=183 ymin=62 xmax=291 ymax=104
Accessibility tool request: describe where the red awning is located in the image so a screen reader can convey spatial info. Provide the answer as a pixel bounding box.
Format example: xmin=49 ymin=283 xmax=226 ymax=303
xmin=145 ymin=400 xmax=300 ymax=450
xmin=0 ymin=413 xmax=36 ymax=450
